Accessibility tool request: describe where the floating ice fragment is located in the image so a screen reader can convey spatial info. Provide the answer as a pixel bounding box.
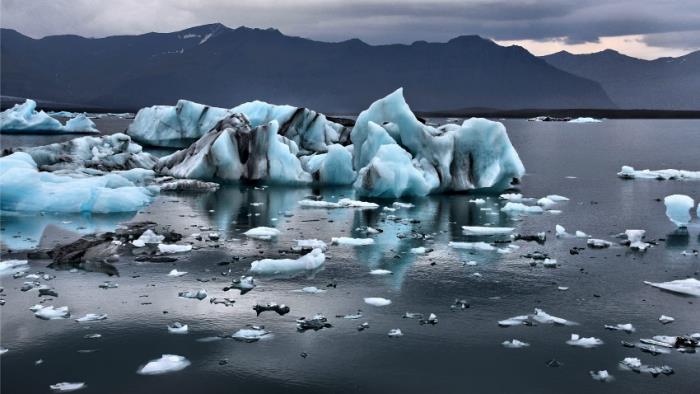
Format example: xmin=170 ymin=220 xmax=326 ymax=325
xmin=297 ymin=314 xmax=332 ymax=331
xmin=364 ymin=297 xmax=391 ymax=307
xmin=532 ymin=308 xmax=576 ymax=325
xmin=502 ymin=339 xmax=530 ymax=348
xmin=253 ymin=302 xmax=290 ymax=316
xmin=370 ymin=269 xmax=392 ymax=275
xmin=331 ymin=237 xmax=374 ymax=246
xmin=131 ymin=230 xmax=164 ymax=247
xmin=468 ymin=198 xmax=486 ymax=204
xmin=587 ymin=239 xmax=613 ymax=248
xmin=500 ymin=202 xmax=543 ymax=214
xmin=568 ymin=117 xmax=602 ymax=123
xmin=232 ymin=326 xmax=271 ymax=342
xmin=393 ymin=202 xmax=414 ymax=209
xmin=410 ymin=247 xmax=430 ymax=254
xmin=618 ymin=166 xmax=700 ymax=180
xmin=250 ymin=248 xmax=325 ymax=275
xmin=167 ymin=322 xmax=188 ymax=334
xmin=604 ymin=323 xmax=635 ymax=333
xmin=625 ymin=230 xmax=650 ymax=251
xmin=1 ymin=99 xmax=97 ymax=133
xmin=75 ymin=314 xmax=107 ymax=323
xmin=566 ymin=334 xmax=604 ymax=348
xmin=168 ymin=269 xmax=187 ymax=277
xmin=224 ymin=276 xmax=256 ymax=294
xmin=295 ymin=239 xmax=327 ymax=251
xmin=462 ymin=226 xmax=514 ymax=235
xmin=543 ymin=258 xmax=558 ymax=268
xmin=644 ymin=278 xmax=700 ymax=297
xmin=546 ymin=194 xmax=569 ymax=202
xmin=297 ymin=286 xmax=326 ymax=294
xmin=537 ymin=197 xmax=556 ymax=209
xmin=388 ymin=329 xmax=403 ymax=338
xmin=590 ymin=370 xmax=613 ymax=382
xmin=0 ymin=259 xmax=29 ymax=276
xmin=658 ymin=315 xmax=675 ymax=324
xmin=575 ymin=230 xmax=588 ymax=238
xmin=448 ymin=241 xmax=496 ymax=251
xmin=244 ymin=227 xmax=280 ymax=240
xmin=137 ymin=354 xmax=191 ymax=375
xmin=34 ymin=306 xmax=70 ymax=320
xmin=499 ymin=193 xmax=523 ymax=202
xmin=498 ymin=315 xmax=530 ymax=327
xmin=49 ymin=382 xmax=86 ymax=392
xmin=555 ymin=225 xmax=568 ymax=237
xmin=298 ymin=198 xmax=378 ymax=209
xmin=178 ymin=289 xmax=207 ymax=300
xmin=157 ymin=244 xmax=192 ymax=254
xmin=664 ymin=194 xmax=694 ymax=227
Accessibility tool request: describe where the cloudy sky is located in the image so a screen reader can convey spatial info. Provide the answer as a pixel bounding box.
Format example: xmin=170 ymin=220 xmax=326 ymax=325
xmin=2 ymin=0 xmax=699 ymax=59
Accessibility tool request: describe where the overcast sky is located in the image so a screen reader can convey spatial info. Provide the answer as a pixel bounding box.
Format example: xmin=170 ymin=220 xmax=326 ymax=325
xmin=2 ymin=0 xmax=699 ymax=59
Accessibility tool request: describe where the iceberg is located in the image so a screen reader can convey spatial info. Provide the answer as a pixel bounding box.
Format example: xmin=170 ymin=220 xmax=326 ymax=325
xmin=147 ymin=89 xmax=524 ymax=197
xmin=664 ymin=194 xmax=694 ymax=227
xmin=132 ymin=229 xmax=164 ymax=247
xmin=250 ymin=248 xmax=325 ymax=275
xmin=566 ymin=334 xmax=603 ymax=348
xmin=364 ymin=297 xmax=392 ymax=306
xmin=0 ymin=152 xmax=158 ymax=213
xmin=532 ymin=308 xmax=576 ymax=325
xmin=568 ymin=117 xmax=602 ymax=123
xmin=244 ymin=226 xmax=280 ymax=240
xmin=34 ymin=306 xmax=70 ymax=320
xmin=0 ymin=99 xmax=97 ymax=133
xmin=625 ymin=229 xmax=649 ymax=251
xmin=618 ymin=166 xmax=700 ymax=180
xmin=137 ymin=354 xmax=191 ymax=375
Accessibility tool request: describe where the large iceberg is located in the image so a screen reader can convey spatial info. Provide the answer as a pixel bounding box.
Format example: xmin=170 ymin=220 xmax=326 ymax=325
xmin=0 ymin=99 xmax=98 ymax=133
xmin=148 ymin=89 xmax=524 ymax=197
xmin=0 ymin=152 xmax=158 ymax=213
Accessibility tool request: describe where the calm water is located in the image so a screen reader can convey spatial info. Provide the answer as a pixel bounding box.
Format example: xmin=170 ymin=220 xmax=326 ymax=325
xmin=1 ymin=118 xmax=699 ymax=393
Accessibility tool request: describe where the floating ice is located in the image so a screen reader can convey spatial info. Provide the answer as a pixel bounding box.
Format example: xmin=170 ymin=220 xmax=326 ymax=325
xmin=301 ymin=144 xmax=356 ymax=185
xmin=537 ymin=197 xmax=556 ymax=209
xmin=364 ymin=297 xmax=392 ymax=306
xmin=555 ymin=225 xmax=569 ymax=237
xmin=157 ymin=244 xmax=192 ymax=254
xmin=167 ymin=269 xmax=187 ymax=277
xmin=0 ymin=259 xmax=29 ymax=276
xmin=618 ymin=166 xmax=700 ymax=180
xmin=499 ymin=193 xmax=523 ymax=202
xmin=502 ymin=339 xmax=530 ymax=348
xmin=546 ymin=194 xmax=569 ymax=201
xmin=468 ymin=198 xmax=486 ymax=204
xmin=49 ymin=382 xmax=86 ymax=392
xmin=298 ymin=198 xmax=378 ymax=209
xmin=224 ymin=276 xmax=256 ymax=294
xmin=587 ymin=238 xmax=613 ymax=248
xmin=625 ymin=230 xmax=649 ymax=251
xmin=566 ymin=334 xmax=604 ymax=348
xmin=532 ymin=308 xmax=576 ymax=326
xmin=250 ymin=248 xmax=325 ymax=275
xmin=658 ymin=315 xmax=675 ymax=324
xmin=604 ymin=323 xmax=635 ymax=333
xmin=331 ymin=237 xmax=374 ymax=246
xmin=75 ymin=313 xmax=108 ymax=323
xmin=232 ymin=327 xmax=270 ymax=342
xmin=575 ymin=230 xmax=589 ymax=238
xmin=410 ymin=247 xmax=429 ymax=254
xmin=178 ymin=289 xmax=207 ymax=300
xmin=34 ymin=306 xmax=70 ymax=320
xmin=370 ymin=269 xmax=392 ymax=275
xmin=244 ymin=227 xmax=280 ymax=240
xmin=500 ymin=202 xmax=543 ymax=214
xmin=462 ymin=226 xmax=514 ymax=235
xmin=448 ymin=241 xmax=496 ymax=251
xmin=644 ymin=278 xmax=700 ymax=297
xmin=137 ymin=354 xmax=191 ymax=375
xmin=297 ymin=286 xmax=326 ymax=294
xmin=543 ymin=258 xmax=558 ymax=268
xmin=295 ymin=239 xmax=328 ymax=251
xmin=159 ymin=179 xmax=220 ymax=192
xmin=132 ymin=230 xmax=164 ymax=247
xmin=167 ymin=322 xmax=189 ymax=334
xmin=387 ymin=329 xmax=404 ymax=337
xmin=568 ymin=117 xmax=602 ymax=123
xmin=664 ymin=194 xmax=694 ymax=227
xmin=0 ymin=152 xmax=158 ymax=213
xmin=1 ymin=99 xmax=97 ymax=133
xmin=589 ymin=370 xmax=613 ymax=382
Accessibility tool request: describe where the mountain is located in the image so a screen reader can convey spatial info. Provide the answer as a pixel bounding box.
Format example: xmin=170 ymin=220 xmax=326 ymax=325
xmin=543 ymin=49 xmax=700 ymax=110
xmin=1 ymin=23 xmax=614 ymax=112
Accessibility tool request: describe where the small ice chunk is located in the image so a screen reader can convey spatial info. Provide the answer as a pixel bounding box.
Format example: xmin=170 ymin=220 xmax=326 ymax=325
xmin=462 ymin=226 xmax=514 ymax=235
xmin=250 ymin=248 xmax=325 ymax=275
xmin=568 ymin=117 xmax=602 ymax=123
xmin=243 ymin=227 xmax=280 ymax=240
xmin=625 ymin=229 xmax=649 ymax=251
xmin=331 ymin=237 xmax=374 ymax=246
xmin=498 ymin=315 xmax=529 ymax=327
xmin=49 ymin=382 xmax=86 ymax=392
xmin=34 ymin=306 xmax=70 ymax=320
xmin=468 ymin=198 xmax=486 ymax=204
xmin=75 ymin=313 xmax=107 ymax=323
xmin=620 ymin=357 xmax=642 ymax=370
xmin=587 ymin=238 xmax=612 ymax=248
xmin=387 ymin=329 xmax=403 ymax=338
xmin=546 ymin=194 xmax=569 ymax=202
xmin=178 ymin=289 xmax=207 ymax=300
xmin=157 ymin=244 xmax=192 ymax=254
xmin=167 ymin=269 xmax=187 ymax=277
xmin=658 ymin=315 xmax=675 ymax=324
xmin=644 ymin=278 xmax=700 ymax=297
xmin=590 ymin=370 xmax=613 ymax=382
xmin=298 ymin=198 xmax=379 ymax=209
xmin=297 ymin=286 xmax=326 ymax=294
xmin=502 ymin=339 xmax=530 ymax=348
xmin=499 ymin=193 xmax=523 ymax=202
xmin=566 ymin=334 xmax=603 ymax=348
xmin=604 ymin=323 xmax=635 ymax=333
xmin=131 ymin=229 xmax=164 ymax=247
xmin=532 ymin=308 xmax=576 ymax=325
xmin=410 ymin=247 xmax=429 ymax=254
xmin=370 ymin=269 xmax=392 ymax=275
xmin=575 ymin=230 xmax=588 ymax=238
xmin=555 ymin=224 xmax=569 ymax=237
xmin=664 ymin=194 xmax=694 ymax=227
xmin=137 ymin=354 xmax=191 ymax=375
xmin=448 ymin=241 xmax=496 ymax=251
xmin=618 ymin=165 xmax=700 ymax=180
xmin=537 ymin=197 xmax=556 ymax=209
xmin=393 ymin=202 xmax=414 ymax=209
xmin=501 ymin=202 xmax=543 ymax=214
xmin=224 ymin=276 xmax=256 ymax=294
xmin=295 ymin=239 xmax=327 ymax=251
xmin=364 ymin=297 xmax=391 ymax=306
xmin=232 ymin=327 xmax=270 ymax=342
xmin=543 ymin=258 xmax=558 ymax=268
xmin=167 ymin=322 xmax=189 ymax=334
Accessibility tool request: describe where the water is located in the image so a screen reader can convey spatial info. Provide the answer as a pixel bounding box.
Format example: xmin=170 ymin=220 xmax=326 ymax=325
xmin=1 ymin=118 xmax=699 ymax=393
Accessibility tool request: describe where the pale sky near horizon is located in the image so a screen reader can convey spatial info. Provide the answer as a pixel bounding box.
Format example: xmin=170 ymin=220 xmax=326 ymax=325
xmin=2 ymin=0 xmax=699 ymax=60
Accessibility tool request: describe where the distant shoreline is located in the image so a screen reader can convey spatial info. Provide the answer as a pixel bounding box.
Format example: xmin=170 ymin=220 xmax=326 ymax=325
xmin=2 ymin=96 xmax=699 ymax=119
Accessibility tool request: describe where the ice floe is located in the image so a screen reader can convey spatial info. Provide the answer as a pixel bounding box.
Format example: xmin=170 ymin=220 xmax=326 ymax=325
xmin=75 ymin=314 xmax=108 ymax=323
xmin=178 ymin=289 xmax=207 ymax=300
xmin=658 ymin=315 xmax=675 ymax=324
xmin=132 ymin=229 xmax=164 ymax=247
xmin=568 ymin=117 xmax=602 ymax=123
xmin=604 ymin=323 xmax=635 ymax=333
xmin=250 ymin=248 xmax=325 ymax=275
xmin=244 ymin=227 xmax=280 ymax=240
xmin=232 ymin=326 xmax=271 ymax=342
xmin=298 ymin=198 xmax=378 ymax=209
xmin=532 ymin=308 xmax=577 ymax=326
xmin=625 ymin=229 xmax=650 ymax=251
xmin=49 ymin=382 xmax=86 ymax=392
xmin=137 ymin=354 xmax=191 ymax=375
xmin=0 ymin=259 xmax=29 ymax=276
xmin=500 ymin=202 xmax=544 ymax=214
xmin=587 ymin=238 xmax=613 ymax=248
xmin=157 ymin=244 xmax=192 ymax=254
xmin=331 ymin=237 xmax=374 ymax=246
xmin=297 ymin=314 xmax=332 ymax=331
xmin=167 ymin=322 xmax=189 ymax=334
xmin=566 ymin=334 xmax=604 ymax=348
xmin=618 ymin=166 xmax=700 ymax=180
xmin=502 ymin=339 xmax=530 ymax=348
xmin=167 ymin=269 xmax=188 ymax=277
xmin=34 ymin=306 xmax=70 ymax=320
xmin=370 ymin=269 xmax=392 ymax=275
xmin=448 ymin=241 xmax=496 ymax=251
xmin=589 ymin=370 xmax=613 ymax=382
xmin=388 ymin=329 xmax=404 ymax=337
xmin=664 ymin=194 xmax=694 ymax=227
xmin=462 ymin=226 xmax=514 ymax=235
xmin=644 ymin=278 xmax=700 ymax=297
xmin=1 ymin=99 xmax=97 ymax=133
xmin=364 ymin=297 xmax=392 ymax=306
